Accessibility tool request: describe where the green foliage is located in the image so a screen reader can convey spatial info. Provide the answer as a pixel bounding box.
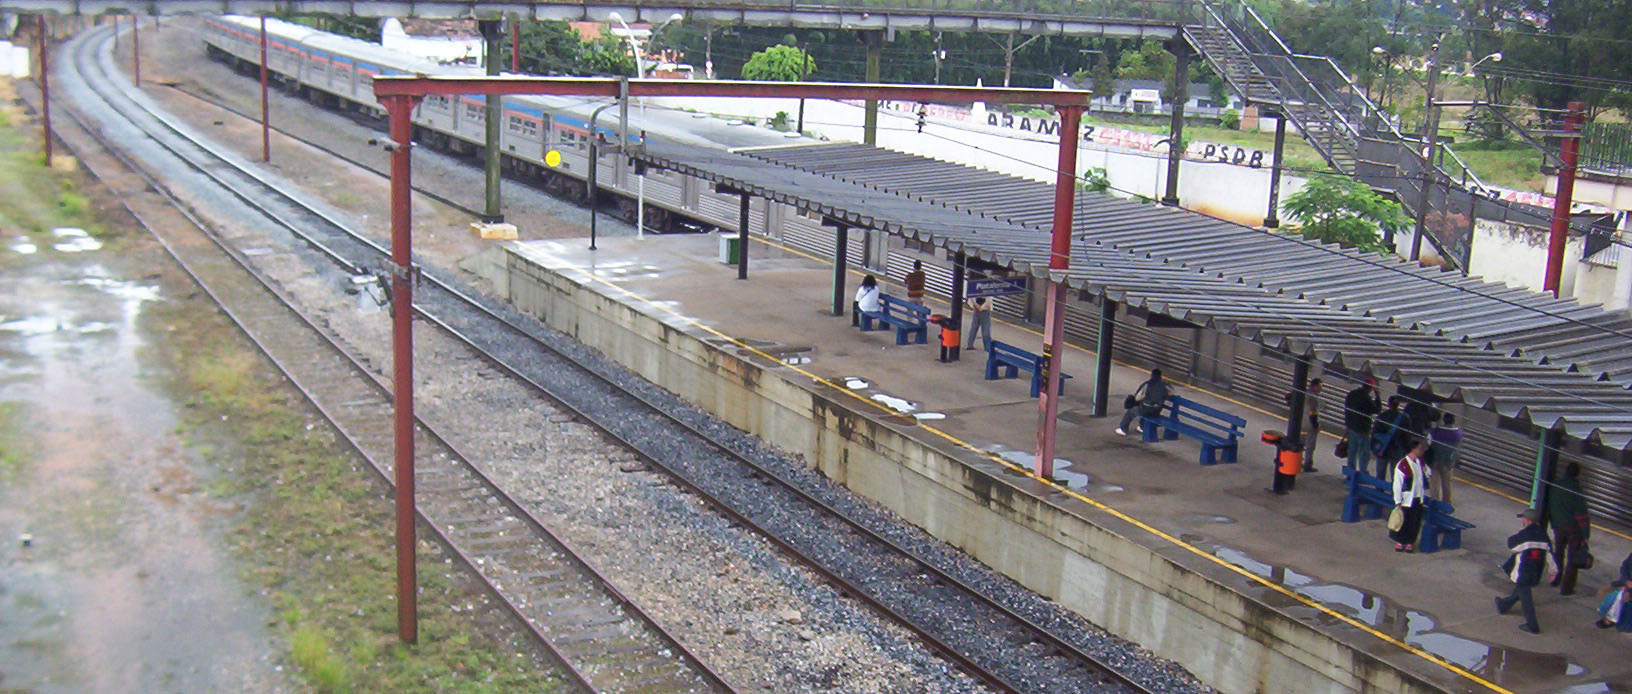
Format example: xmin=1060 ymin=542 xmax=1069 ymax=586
xmin=1078 ymin=167 xmax=1111 ymax=193
xmin=1220 ymin=108 xmax=1240 ymax=130
xmin=741 ymin=44 xmax=814 ymax=81
xmin=1282 ymin=175 xmax=1408 ymax=252
xmin=769 ymin=110 xmax=791 ymax=131
xmin=578 ymin=34 xmax=638 ymax=77
xmin=506 ymin=21 xmax=634 ymax=76
xmin=1089 ymin=52 xmax=1116 ymax=102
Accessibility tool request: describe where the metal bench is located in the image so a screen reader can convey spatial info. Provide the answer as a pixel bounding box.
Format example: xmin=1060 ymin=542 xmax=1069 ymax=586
xmin=1420 ymin=498 xmax=1475 ymax=553
xmin=984 ymin=340 xmax=1071 ymax=397
xmin=1340 ymin=467 xmax=1394 ymax=522
xmin=859 ymin=293 xmax=929 ymax=345
xmin=1138 ymin=395 xmax=1244 ymax=465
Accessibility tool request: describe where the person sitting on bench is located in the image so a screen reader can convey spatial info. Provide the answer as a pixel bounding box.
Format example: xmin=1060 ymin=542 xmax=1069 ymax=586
xmin=853 ymin=275 xmax=880 ymax=326
xmin=1116 ymin=368 xmax=1168 ymax=437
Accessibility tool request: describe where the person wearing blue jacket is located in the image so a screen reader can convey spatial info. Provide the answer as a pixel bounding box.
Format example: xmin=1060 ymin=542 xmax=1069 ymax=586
xmin=1496 ymin=508 xmax=1554 ymax=634
xmin=1595 ymin=552 xmax=1632 ymax=631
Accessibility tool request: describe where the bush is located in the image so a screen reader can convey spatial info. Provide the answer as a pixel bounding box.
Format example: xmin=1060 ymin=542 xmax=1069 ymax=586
xmin=1220 ymin=108 xmax=1240 ymax=130
xmin=770 ymin=111 xmax=791 ymax=131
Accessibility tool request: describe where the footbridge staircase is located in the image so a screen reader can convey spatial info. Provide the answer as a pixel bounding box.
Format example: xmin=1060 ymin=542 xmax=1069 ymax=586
xmin=1180 ymin=1 xmax=1560 ymax=271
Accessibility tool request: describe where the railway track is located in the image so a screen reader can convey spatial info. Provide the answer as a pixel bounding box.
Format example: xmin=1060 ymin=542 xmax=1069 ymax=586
xmin=63 ymin=26 xmax=735 ymax=694
xmin=69 ymin=23 xmax=1162 ymax=694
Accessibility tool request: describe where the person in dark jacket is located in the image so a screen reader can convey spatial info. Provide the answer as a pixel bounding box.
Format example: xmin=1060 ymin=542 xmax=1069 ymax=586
xmin=1496 ymin=507 xmax=1554 ymax=634
xmin=1546 ymin=462 xmax=1591 ymax=595
xmin=1343 ymin=378 xmax=1381 ymax=471
xmin=1371 ymin=396 xmax=1414 ymax=480
xmin=1116 ymin=369 xmax=1169 ymax=437
xmin=1595 ymin=552 xmax=1632 ymax=631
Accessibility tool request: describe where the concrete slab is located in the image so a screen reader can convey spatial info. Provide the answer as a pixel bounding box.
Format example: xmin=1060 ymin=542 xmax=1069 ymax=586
xmin=497 ymin=232 xmax=1632 ymax=694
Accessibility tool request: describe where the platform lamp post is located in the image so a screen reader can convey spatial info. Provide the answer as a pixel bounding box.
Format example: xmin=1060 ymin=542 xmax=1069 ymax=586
xmin=260 ymin=15 xmax=270 ymax=162
xmin=607 ymin=11 xmax=684 ymax=122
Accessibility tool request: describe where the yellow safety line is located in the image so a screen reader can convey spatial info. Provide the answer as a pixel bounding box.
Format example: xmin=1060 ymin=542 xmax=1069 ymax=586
xmin=546 ymin=248 xmax=1514 ymax=694
xmin=748 ymin=235 xmax=1629 ymax=547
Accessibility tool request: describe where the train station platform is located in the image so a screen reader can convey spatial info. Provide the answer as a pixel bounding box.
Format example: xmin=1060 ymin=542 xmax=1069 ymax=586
xmin=474 ymin=231 xmax=1631 ymax=694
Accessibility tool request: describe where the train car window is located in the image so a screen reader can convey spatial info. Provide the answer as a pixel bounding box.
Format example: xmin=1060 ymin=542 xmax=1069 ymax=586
xmin=464 ymin=103 xmax=485 ymax=125
xmin=424 ymin=95 xmax=450 ymax=112
xmin=507 ymin=115 xmax=525 ymax=134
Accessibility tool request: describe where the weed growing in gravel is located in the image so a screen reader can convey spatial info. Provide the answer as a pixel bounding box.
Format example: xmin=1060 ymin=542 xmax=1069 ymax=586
xmin=0 ymin=100 xmax=102 ymax=237
xmin=143 ymin=297 xmax=560 ymax=693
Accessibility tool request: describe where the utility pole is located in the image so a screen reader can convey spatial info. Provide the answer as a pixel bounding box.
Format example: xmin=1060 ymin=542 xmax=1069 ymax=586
xmin=1543 ymin=102 xmax=1585 ymax=297
xmin=863 ymin=31 xmax=882 ymax=146
xmin=932 ymin=32 xmax=944 ymax=85
xmin=480 ymin=20 xmax=503 ymax=223
xmin=1409 ymin=41 xmax=1442 ymax=262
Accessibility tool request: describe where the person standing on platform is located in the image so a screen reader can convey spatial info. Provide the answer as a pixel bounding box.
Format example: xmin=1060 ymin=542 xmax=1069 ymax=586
xmin=905 ymin=260 xmax=927 ymax=306
xmin=1302 ymin=378 xmax=1323 ymax=473
xmin=1546 ymin=462 xmax=1592 ymax=596
xmin=1427 ymin=414 xmax=1462 ymax=503
xmin=853 ymin=274 xmax=880 ymax=326
xmin=1343 ymin=378 xmax=1382 ymax=472
xmin=1496 ymin=507 xmax=1554 ymax=634
xmin=964 ymin=295 xmax=992 ymax=352
xmin=1115 ymin=368 xmax=1169 ymax=437
xmin=1389 ymin=438 xmax=1430 ymax=553
xmin=1372 ymin=396 xmax=1414 ymax=480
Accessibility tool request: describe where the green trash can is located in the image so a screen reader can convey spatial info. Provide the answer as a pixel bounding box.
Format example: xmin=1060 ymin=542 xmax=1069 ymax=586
xmin=717 ymin=232 xmax=741 ymax=265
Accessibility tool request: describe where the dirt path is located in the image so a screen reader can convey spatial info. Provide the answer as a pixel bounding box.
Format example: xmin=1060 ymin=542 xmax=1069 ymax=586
xmin=0 ymin=87 xmax=296 ymax=694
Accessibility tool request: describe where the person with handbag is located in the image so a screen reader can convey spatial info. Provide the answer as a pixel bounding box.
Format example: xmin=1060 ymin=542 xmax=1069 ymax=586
xmin=1594 ymin=551 xmax=1632 ymax=631
xmin=1389 ymin=438 xmax=1431 ymax=553
xmin=1115 ymin=368 xmax=1169 ymax=437
xmin=1545 ymin=462 xmax=1592 ymax=596
xmin=1496 ymin=507 xmax=1555 ymax=634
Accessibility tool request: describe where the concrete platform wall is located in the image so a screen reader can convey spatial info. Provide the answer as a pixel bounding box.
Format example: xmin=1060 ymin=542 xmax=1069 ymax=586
xmin=500 ymin=247 xmax=1449 ymax=694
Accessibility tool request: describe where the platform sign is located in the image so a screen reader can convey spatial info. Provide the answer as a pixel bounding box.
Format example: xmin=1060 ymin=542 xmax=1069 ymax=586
xmin=965 ymin=276 xmax=1026 ymax=298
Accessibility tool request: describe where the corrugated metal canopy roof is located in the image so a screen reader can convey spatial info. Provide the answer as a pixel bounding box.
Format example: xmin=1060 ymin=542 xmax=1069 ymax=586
xmin=746 ymin=143 xmax=1632 ymax=386
xmin=630 ymin=141 xmax=1632 ymax=452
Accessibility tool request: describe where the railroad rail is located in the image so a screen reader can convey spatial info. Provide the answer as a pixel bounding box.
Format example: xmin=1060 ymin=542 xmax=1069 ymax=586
xmin=66 ymin=23 xmax=1160 ymax=694
xmin=62 ymin=25 xmax=736 ymax=694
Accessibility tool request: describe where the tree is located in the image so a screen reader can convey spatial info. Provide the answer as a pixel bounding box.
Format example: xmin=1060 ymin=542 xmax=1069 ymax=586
xmin=1282 ymin=175 xmax=1408 ymax=252
xmin=578 ymin=34 xmax=637 ymax=77
xmin=1089 ymin=52 xmax=1116 ymax=104
xmin=741 ymin=44 xmax=814 ymax=81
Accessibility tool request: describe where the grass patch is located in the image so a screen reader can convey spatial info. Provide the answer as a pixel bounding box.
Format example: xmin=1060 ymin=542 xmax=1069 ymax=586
xmin=0 ymin=401 xmax=31 ymax=482
xmin=144 ymin=297 xmax=559 ymax=693
xmin=0 ymin=92 xmax=104 ymax=238
xmin=1446 ymin=140 xmax=1545 ymax=191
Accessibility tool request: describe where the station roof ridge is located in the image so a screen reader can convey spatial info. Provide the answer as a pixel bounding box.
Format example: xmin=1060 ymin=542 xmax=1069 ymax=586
xmin=632 ymin=141 xmax=1632 ymax=453
xmin=742 ymin=142 xmax=1632 ymax=390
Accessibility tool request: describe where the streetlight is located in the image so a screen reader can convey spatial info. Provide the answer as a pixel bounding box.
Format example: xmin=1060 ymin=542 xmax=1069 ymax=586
xmin=607 ymin=11 xmax=681 ymax=240
xmin=607 ymin=11 xmax=684 ymax=81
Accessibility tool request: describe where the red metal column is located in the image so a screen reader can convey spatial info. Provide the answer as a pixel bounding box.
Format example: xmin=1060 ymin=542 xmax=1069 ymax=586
xmin=38 ymin=15 xmax=50 ymax=165
xmin=384 ymin=94 xmax=422 ymax=645
xmin=260 ymin=16 xmax=270 ymax=162
xmin=511 ymin=19 xmax=520 ymax=73
xmin=1033 ymin=105 xmax=1083 ymax=480
xmin=1543 ymin=101 xmax=1585 ymax=297
xmin=132 ymin=14 xmax=140 ymax=87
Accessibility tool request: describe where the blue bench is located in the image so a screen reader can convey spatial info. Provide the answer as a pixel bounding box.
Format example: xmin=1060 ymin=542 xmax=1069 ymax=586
xmin=1420 ymin=498 xmax=1474 ymax=553
xmin=1340 ymin=469 xmax=1474 ymax=553
xmin=1138 ymin=395 xmax=1245 ymax=465
xmin=859 ymin=294 xmax=928 ymax=345
xmin=984 ymin=340 xmax=1071 ymax=397
xmin=1340 ymin=467 xmax=1394 ymax=522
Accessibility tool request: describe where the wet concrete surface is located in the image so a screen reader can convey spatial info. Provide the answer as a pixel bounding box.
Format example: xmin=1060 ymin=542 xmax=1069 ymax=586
xmin=0 ymin=234 xmax=292 ymax=692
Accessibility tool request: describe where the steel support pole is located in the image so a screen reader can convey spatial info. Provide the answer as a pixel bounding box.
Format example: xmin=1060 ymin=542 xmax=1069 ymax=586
xmin=38 ymin=15 xmax=50 ymax=165
xmin=259 ymin=16 xmax=269 ymax=162
xmin=383 ymin=94 xmax=422 ymax=645
xmin=949 ymin=252 xmax=966 ymax=362
xmin=1285 ymin=357 xmax=1309 ymax=443
xmin=736 ymin=193 xmax=751 ymax=280
xmin=1091 ymin=298 xmax=1115 ymax=417
xmin=132 ymin=14 xmax=140 ymax=88
xmin=1544 ymin=102 xmax=1585 ymax=297
xmin=1530 ymin=428 xmax=1561 ymax=510
xmin=862 ymin=31 xmax=882 ymax=146
xmin=1264 ymin=115 xmax=1286 ymax=228
xmin=1409 ymin=45 xmax=1442 ymax=261
xmin=481 ymin=20 xmax=503 ymax=223
xmin=511 ymin=18 xmax=520 ymax=73
xmin=1161 ymin=42 xmax=1188 ymax=207
xmin=1033 ymin=105 xmax=1084 ymax=479
xmin=831 ymin=223 xmax=849 ymax=316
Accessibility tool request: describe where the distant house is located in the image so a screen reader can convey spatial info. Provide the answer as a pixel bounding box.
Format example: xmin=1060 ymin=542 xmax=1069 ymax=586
xmin=1052 ymin=75 xmax=1242 ymax=118
xmin=381 ymin=18 xmax=482 ymax=66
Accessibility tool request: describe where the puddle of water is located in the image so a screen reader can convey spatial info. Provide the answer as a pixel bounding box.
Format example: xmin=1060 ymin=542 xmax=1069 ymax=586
xmin=870 ymin=393 xmax=916 ymax=413
xmin=1197 ymin=539 xmax=1586 ymax=685
xmin=912 ymin=412 xmax=945 ymax=421
xmin=985 ymin=445 xmax=1099 ymax=490
xmin=12 ymin=241 xmax=38 ymax=254
xmin=782 ymin=355 xmax=810 ymax=365
xmin=0 ymin=316 xmax=65 ymax=335
xmin=50 ymin=227 xmax=102 ymax=253
xmin=844 ymin=378 xmax=869 ymax=390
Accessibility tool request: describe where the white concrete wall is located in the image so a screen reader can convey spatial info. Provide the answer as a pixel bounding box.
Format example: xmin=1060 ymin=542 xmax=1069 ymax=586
xmin=649 ymin=95 xmax=1305 ymax=227
xmin=1468 ymin=218 xmax=1586 ymax=297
